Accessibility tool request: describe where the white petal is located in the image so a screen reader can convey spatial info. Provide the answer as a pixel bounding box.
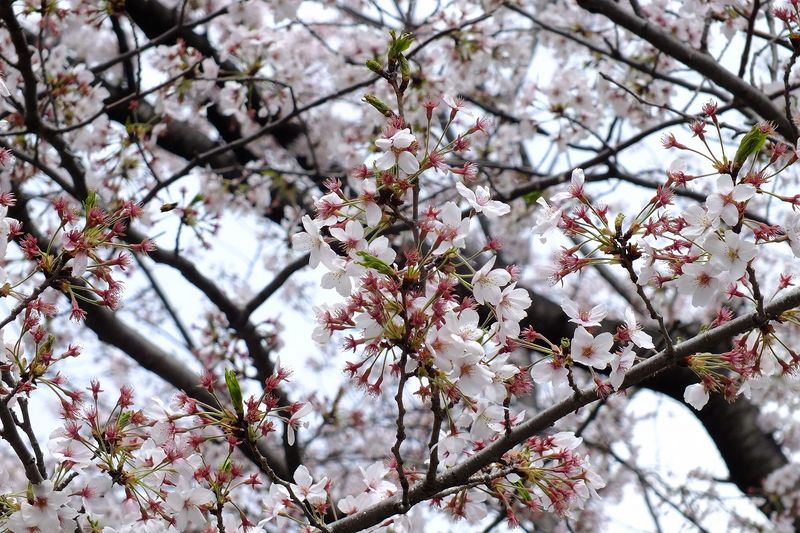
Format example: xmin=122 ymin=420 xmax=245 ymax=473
xmin=456 ymin=181 xmax=476 ymax=202
xmin=366 ymin=202 xmax=382 ymax=227
xmin=397 ymin=151 xmax=419 ymax=174
xmin=375 ymin=152 xmax=395 ymax=170
xmin=683 ymin=383 xmax=709 ymax=410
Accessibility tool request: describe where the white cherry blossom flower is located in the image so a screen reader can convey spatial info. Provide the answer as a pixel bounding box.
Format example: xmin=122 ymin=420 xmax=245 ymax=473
xmin=320 ymin=258 xmax=364 ymax=296
xmin=16 ymin=480 xmax=73 ymax=532
xmin=704 ymin=230 xmax=756 ymax=282
xmin=675 ymin=261 xmax=722 ymax=307
xmin=682 ymin=204 xmax=718 ymax=240
xmin=784 ymin=211 xmax=800 ymax=257
xmin=367 ymin=235 xmax=396 ymax=265
xmin=635 ymin=243 xmax=659 ymax=286
xmin=374 ymin=128 xmax=419 ymax=174
xmin=531 ymin=357 xmax=569 ymax=387
xmin=570 ymin=327 xmax=614 ymax=369
xmin=444 ymin=489 xmax=487 ymax=523
xmin=329 ymin=221 xmax=366 ymax=255
xmin=70 ymin=252 xmax=89 ymax=278
xmin=494 ymin=282 xmax=532 ymax=339
xmin=260 ymin=483 xmax=290 ymax=523
xmin=287 ymin=403 xmax=313 ymax=446
xmin=563 ymin=298 xmax=607 ymax=327
xmin=532 ymin=197 xmax=563 ymax=243
xmin=472 ymin=257 xmax=511 ymax=305
xmin=553 ymin=432 xmax=583 ymax=450
xmin=432 ymin=202 xmax=470 ymax=255
xmin=551 ymin=168 xmax=585 ymax=201
xmin=337 ymin=492 xmax=377 ymax=515
xmin=610 ymin=345 xmax=635 ymax=389
xmin=468 ymin=401 xmax=506 ymax=440
xmin=432 ymin=309 xmax=484 ymax=371
xmin=706 ymin=175 xmax=755 ymax=226
xmin=359 ymin=462 xmax=395 ymax=496
xmin=70 ymin=474 xmax=113 ymax=516
xmin=290 ymin=465 xmax=328 ymax=505
xmin=623 ymin=307 xmax=654 ymax=349
xmin=47 ymin=433 xmax=93 ymax=472
xmin=437 ymin=434 xmax=468 ymax=468
xmin=356 ymin=177 xmax=382 ymax=227
xmin=314 ymin=192 xmax=345 ymax=226
xmin=291 ymin=215 xmax=336 ymax=268
xmin=455 ymin=182 xmax=510 ymax=217
xmin=453 ymin=357 xmax=495 ymax=397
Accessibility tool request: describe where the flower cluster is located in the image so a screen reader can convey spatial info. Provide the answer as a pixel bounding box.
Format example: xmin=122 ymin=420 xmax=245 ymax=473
xmin=533 ymin=104 xmax=800 ymax=410
xmin=288 ymin=48 xmax=604 ymax=524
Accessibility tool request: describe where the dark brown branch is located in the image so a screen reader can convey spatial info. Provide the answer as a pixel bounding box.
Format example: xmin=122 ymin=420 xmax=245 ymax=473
xmin=576 ymin=0 xmax=795 ymax=140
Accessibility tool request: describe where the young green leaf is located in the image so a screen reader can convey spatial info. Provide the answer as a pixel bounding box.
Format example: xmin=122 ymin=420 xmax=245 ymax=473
xmin=225 ymin=368 xmax=244 ymax=416
xmin=355 ymin=251 xmax=394 ymax=276
xmin=733 ymin=125 xmax=768 ymax=167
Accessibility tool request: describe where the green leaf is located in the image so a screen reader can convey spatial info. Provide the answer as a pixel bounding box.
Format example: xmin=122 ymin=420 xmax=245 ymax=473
xmin=514 ymin=480 xmax=531 ymax=501
xmin=399 ymin=55 xmax=410 ymax=82
xmin=117 ymin=410 xmax=132 ymax=428
xmin=733 ymin=125 xmax=768 ymax=167
xmin=225 ymin=368 xmax=244 ymax=416
xmin=388 ymin=30 xmax=414 ymax=60
xmin=363 ymin=94 xmax=393 ymax=117
xmin=365 ymin=59 xmax=382 ymax=74
xmin=83 ymin=190 xmax=98 ymax=212
xmin=614 ymin=212 xmax=625 ymax=233
xmin=355 ymin=251 xmax=394 ymax=276
xmin=522 ymin=190 xmax=543 ymax=207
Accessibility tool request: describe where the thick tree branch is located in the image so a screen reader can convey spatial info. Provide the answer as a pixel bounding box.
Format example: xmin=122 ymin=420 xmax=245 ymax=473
xmin=576 ymin=0 xmax=795 ymax=139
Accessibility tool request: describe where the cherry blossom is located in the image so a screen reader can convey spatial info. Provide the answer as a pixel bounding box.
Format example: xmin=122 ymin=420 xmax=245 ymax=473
xmin=494 ymin=282 xmax=532 ymax=339
xmin=455 ymin=182 xmax=511 ymax=217
xmin=563 ymin=298 xmax=607 ymax=328
xmin=706 ymin=175 xmax=755 ymax=226
xmin=704 ymin=230 xmax=757 ymax=282
xmin=622 ymin=307 xmax=654 ymax=349
xmin=675 ymin=261 xmax=723 ymax=307
xmin=531 ymin=197 xmax=563 ymax=243
xmin=329 ymin=219 xmax=367 ymax=255
xmin=1 ymin=5 xmax=799 ymax=532
xmin=374 ymin=128 xmax=420 ymax=174
xmin=165 ymin=476 xmax=215 ymax=531
xmin=471 ymin=257 xmax=512 ymax=305
xmin=682 ymin=204 xmax=719 ymax=239
xmin=431 ymin=201 xmax=471 ymax=254
xmin=551 ymin=168 xmax=586 ymax=201
xmin=610 ymin=345 xmax=635 ymax=390
xmin=571 ymin=327 xmax=615 ymax=369
xmin=291 ymin=215 xmax=336 ymax=268
xmin=289 ymin=466 xmax=328 ymax=505
xmin=783 ymin=211 xmax=800 ymax=258
xmin=359 ymin=462 xmax=396 ymax=496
